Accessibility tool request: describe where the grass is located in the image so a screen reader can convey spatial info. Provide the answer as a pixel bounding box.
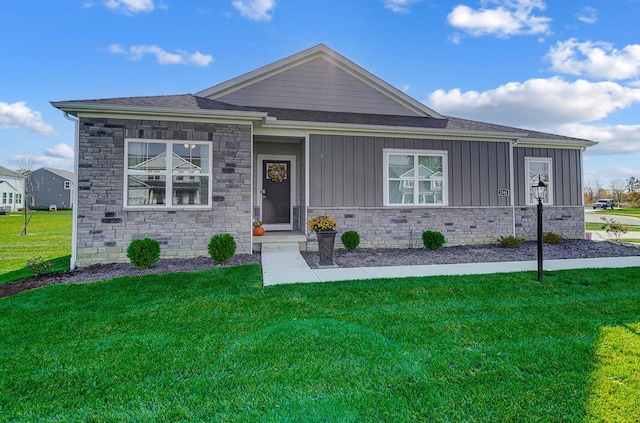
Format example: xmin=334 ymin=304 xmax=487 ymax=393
xmin=593 ymin=207 xmax=640 ymax=218
xmin=1 ymin=266 xmax=639 ymax=422
xmin=0 ymin=210 xmax=72 ymax=276
xmin=585 ymin=222 xmax=640 ymax=232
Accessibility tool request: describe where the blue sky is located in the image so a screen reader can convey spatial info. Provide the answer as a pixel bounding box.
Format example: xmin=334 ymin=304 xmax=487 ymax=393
xmin=1 ymin=0 xmax=639 ymax=189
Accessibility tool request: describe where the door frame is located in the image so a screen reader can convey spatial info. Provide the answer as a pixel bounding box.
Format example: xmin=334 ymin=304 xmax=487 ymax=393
xmin=257 ymin=154 xmax=296 ymax=231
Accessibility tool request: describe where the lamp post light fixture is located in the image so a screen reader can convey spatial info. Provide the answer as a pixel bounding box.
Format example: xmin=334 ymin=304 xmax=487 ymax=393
xmin=533 ymin=175 xmax=548 ymax=282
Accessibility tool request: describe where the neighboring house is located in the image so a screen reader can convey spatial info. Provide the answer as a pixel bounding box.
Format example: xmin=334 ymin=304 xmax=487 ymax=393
xmin=52 ymin=44 xmax=596 ymax=268
xmin=0 ymin=165 xmax=25 ymax=212
xmin=28 ymin=168 xmax=74 ymax=209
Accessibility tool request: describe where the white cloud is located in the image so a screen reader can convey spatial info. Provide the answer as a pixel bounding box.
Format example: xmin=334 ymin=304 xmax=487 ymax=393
xmin=576 ymin=6 xmax=597 ymax=24
xmin=110 ymin=44 xmax=213 ymax=66
xmin=426 ymin=77 xmax=640 ymax=128
xmin=547 ymin=39 xmax=640 ymax=81
xmin=447 ymin=0 xmax=551 ymax=38
xmin=0 ymin=101 xmax=56 ymax=135
xmin=104 ymin=0 xmax=155 ymax=14
xmin=232 ymin=0 xmax=276 ymax=21
xmin=383 ymin=0 xmax=420 ymax=13
xmin=45 ymin=143 xmax=75 ymax=159
xmin=9 ymin=153 xmax=74 ymax=172
xmin=425 ymin=77 xmax=640 ymax=166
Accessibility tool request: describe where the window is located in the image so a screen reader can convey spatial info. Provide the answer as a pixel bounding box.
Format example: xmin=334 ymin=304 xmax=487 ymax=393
xmin=8 ymin=193 xmax=12 ymax=204
xmin=64 ymin=181 xmax=71 ymax=190
xmin=384 ymin=149 xmax=448 ymax=206
xmin=16 ymin=194 xmax=22 ymax=205
xmin=125 ymin=140 xmax=212 ymax=208
xmin=525 ymin=157 xmax=553 ymax=205
xmin=2 ymin=193 xmax=6 ymax=204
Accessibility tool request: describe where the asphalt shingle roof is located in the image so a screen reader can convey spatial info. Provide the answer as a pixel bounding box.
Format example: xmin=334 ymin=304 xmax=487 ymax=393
xmin=54 ymin=94 xmax=592 ymax=143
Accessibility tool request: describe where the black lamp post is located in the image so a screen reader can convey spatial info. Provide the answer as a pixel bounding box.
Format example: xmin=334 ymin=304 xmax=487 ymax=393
xmin=533 ymin=176 xmax=548 ymax=281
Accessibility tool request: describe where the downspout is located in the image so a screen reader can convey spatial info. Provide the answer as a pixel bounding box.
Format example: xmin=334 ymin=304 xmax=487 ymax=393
xmin=510 ymin=139 xmax=518 ymax=237
xmin=63 ymin=112 xmax=79 ymax=270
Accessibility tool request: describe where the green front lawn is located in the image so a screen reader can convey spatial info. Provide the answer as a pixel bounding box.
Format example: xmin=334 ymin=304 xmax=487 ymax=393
xmin=593 ymin=207 xmax=640 ymax=218
xmin=585 ymin=222 xmax=640 ymax=232
xmin=1 ymin=266 xmax=639 ymax=422
xmin=0 ymin=210 xmax=72 ymax=275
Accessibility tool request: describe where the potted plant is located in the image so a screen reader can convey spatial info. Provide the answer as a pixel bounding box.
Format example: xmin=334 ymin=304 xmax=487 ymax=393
xmin=253 ymin=220 xmax=265 ymax=236
xmin=307 ymin=215 xmax=338 ymax=266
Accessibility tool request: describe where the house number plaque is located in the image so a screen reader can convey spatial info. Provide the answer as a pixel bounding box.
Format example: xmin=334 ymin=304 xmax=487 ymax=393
xmin=497 ymin=189 xmax=509 ymax=196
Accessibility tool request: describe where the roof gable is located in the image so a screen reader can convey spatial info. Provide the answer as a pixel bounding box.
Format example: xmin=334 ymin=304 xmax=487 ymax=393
xmin=197 ymin=44 xmax=444 ymax=119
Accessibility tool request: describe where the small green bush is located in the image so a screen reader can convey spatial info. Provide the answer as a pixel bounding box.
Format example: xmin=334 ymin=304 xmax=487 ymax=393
xmin=26 ymin=257 xmax=54 ymax=276
xmin=499 ymin=235 xmax=524 ymax=248
xmin=126 ymin=238 xmax=161 ymax=269
xmin=543 ymin=231 xmax=563 ymax=244
xmin=208 ymin=233 xmax=237 ymax=265
xmin=341 ymin=230 xmax=361 ymax=252
xmin=422 ymin=230 xmax=446 ymax=251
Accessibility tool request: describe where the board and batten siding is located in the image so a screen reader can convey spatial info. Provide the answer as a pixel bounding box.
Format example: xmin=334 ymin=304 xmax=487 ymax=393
xmin=309 ymin=135 xmax=512 ymax=208
xmin=215 ymin=57 xmax=418 ymax=117
xmin=513 ymin=147 xmax=582 ymax=206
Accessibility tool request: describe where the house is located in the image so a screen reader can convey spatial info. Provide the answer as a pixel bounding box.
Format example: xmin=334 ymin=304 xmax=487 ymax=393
xmin=0 ymin=166 xmax=26 ymax=212
xmin=28 ymin=168 xmax=74 ymax=209
xmin=52 ymin=44 xmax=596 ymax=269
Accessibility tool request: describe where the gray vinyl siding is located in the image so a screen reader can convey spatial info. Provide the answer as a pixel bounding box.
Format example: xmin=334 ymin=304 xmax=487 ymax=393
xmin=215 ymin=57 xmax=419 ymax=116
xmin=29 ymin=169 xmax=72 ymax=208
xmin=513 ymin=147 xmax=582 ymax=206
xmin=309 ymin=135 xmax=512 ymax=207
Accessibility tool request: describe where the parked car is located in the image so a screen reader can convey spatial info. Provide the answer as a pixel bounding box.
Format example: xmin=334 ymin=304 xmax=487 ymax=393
xmin=593 ymin=199 xmax=615 ymax=209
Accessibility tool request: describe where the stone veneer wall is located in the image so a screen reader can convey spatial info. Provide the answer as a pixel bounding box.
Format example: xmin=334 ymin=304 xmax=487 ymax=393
xmin=75 ymin=118 xmax=252 ymax=267
xmin=305 ymin=206 xmax=585 ymax=249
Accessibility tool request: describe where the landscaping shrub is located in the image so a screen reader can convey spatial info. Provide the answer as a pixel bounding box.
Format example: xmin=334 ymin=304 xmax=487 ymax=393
xmin=26 ymin=257 xmax=54 ymax=276
xmin=499 ymin=235 xmax=524 ymax=248
xmin=543 ymin=231 xmax=563 ymax=244
xmin=126 ymin=238 xmax=161 ymax=269
xmin=422 ymin=230 xmax=446 ymax=251
xmin=341 ymin=230 xmax=361 ymax=252
xmin=208 ymin=233 xmax=237 ymax=265
xmin=600 ymin=216 xmax=629 ymax=241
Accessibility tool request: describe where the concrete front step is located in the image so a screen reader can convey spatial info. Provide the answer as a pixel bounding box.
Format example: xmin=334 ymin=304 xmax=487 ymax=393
xmin=261 ymin=242 xmax=301 ymax=253
xmin=253 ymin=231 xmax=307 ymax=252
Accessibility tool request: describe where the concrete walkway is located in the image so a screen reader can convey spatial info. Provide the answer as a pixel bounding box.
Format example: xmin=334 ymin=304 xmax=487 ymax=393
xmin=261 ymin=243 xmax=640 ymax=286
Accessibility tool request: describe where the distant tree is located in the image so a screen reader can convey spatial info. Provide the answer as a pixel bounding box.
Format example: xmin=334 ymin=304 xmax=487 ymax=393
xmin=627 ymin=176 xmax=639 ymax=193
xmin=584 ymin=178 xmax=602 ymax=203
xmin=609 ymin=179 xmax=626 ymax=207
xmin=15 ymin=156 xmax=41 ymax=236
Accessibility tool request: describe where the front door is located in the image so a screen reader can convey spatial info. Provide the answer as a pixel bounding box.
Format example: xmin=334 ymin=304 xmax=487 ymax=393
xmin=260 ymin=157 xmax=295 ymax=230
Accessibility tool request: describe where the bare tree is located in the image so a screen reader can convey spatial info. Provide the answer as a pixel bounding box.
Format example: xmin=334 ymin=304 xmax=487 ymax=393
xmin=627 ymin=176 xmax=639 ymax=193
xmin=609 ymin=179 xmax=626 ymax=207
xmin=584 ymin=178 xmax=602 ymax=203
xmin=15 ymin=156 xmax=41 ymax=236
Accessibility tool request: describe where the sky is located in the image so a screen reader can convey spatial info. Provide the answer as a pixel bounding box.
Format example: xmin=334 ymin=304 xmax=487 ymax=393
xmin=1 ymin=0 xmax=639 ymax=189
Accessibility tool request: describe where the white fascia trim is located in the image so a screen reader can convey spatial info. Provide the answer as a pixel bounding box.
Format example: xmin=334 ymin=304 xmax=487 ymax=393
xmin=515 ymin=137 xmax=598 ymax=149
xmin=51 ymin=102 xmax=267 ymax=122
xmin=261 ymin=119 xmax=528 ymax=142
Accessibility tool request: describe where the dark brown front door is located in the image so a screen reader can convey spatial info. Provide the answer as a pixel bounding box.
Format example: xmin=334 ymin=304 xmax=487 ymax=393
xmin=262 ymin=160 xmax=292 ymax=229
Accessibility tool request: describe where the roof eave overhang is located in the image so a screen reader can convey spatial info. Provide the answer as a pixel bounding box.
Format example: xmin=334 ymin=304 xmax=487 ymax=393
xmin=259 ymin=118 xmax=529 ymax=141
xmin=515 ymin=137 xmax=598 ymax=149
xmin=51 ymin=102 xmax=268 ymax=122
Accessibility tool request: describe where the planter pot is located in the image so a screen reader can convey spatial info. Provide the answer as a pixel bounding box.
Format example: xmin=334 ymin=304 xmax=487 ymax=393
xmin=316 ymin=230 xmax=337 ymax=266
xmin=253 ymin=226 xmax=265 ymax=236
xmin=585 ymin=231 xmax=592 ymax=241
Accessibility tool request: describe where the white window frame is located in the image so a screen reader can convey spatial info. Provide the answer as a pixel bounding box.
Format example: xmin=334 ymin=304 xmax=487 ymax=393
xmin=383 ymin=149 xmax=448 ymax=207
xmin=124 ymin=139 xmax=213 ymax=210
xmin=525 ymin=157 xmax=553 ymax=205
xmin=64 ymin=181 xmax=71 ymax=190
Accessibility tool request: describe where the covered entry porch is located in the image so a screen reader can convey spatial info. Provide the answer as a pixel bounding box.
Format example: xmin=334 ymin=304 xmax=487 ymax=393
xmin=252 ymin=135 xmax=307 ymax=252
